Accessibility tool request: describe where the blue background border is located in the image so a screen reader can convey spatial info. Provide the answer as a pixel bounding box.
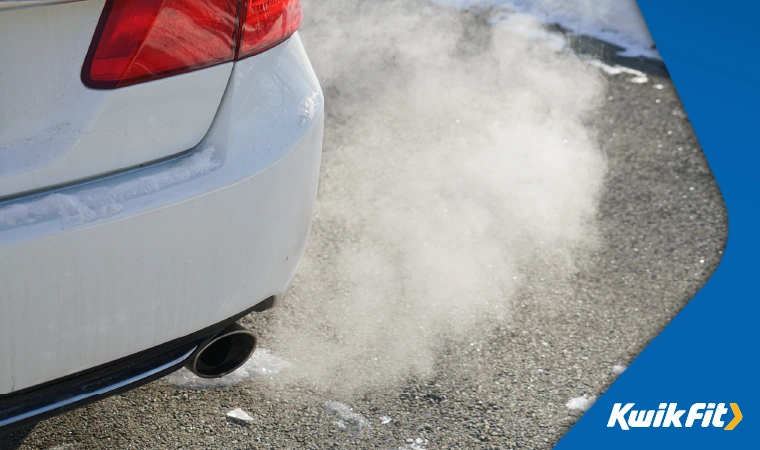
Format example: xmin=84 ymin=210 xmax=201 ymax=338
xmin=556 ymin=1 xmax=757 ymax=447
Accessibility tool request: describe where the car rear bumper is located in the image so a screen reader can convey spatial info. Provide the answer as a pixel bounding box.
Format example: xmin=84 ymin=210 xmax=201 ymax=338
xmin=0 ymin=34 xmax=323 ymax=396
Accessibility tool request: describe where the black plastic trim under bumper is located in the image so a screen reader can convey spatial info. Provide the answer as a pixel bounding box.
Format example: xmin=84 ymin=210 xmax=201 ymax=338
xmin=0 ymin=298 xmax=271 ymax=434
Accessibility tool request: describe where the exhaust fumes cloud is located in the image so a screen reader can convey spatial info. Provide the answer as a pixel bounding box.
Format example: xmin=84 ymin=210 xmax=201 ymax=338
xmin=268 ymin=0 xmax=607 ymax=394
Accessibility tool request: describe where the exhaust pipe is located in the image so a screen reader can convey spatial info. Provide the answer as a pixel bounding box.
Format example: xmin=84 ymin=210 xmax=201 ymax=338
xmin=186 ymin=322 xmax=257 ymax=378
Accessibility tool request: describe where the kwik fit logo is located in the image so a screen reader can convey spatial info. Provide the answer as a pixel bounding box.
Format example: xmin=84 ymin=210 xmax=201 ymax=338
xmin=608 ymin=403 xmax=742 ymax=430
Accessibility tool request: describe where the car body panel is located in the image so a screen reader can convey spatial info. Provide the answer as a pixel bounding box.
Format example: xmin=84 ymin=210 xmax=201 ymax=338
xmin=0 ymin=0 xmax=87 ymax=12
xmin=0 ymin=0 xmax=233 ymax=199
xmin=0 ymin=34 xmax=323 ymax=394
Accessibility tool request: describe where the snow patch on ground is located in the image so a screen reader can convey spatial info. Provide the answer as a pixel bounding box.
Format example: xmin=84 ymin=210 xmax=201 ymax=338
xmin=401 ymin=437 xmax=429 ymax=449
xmin=566 ymin=394 xmax=597 ymax=411
xmin=613 ymin=364 xmax=627 ymax=375
xmin=164 ymin=349 xmax=288 ymax=389
xmin=429 ymin=1 xmax=657 ymax=85
xmin=380 ymin=415 xmax=392 ymax=425
xmin=226 ymin=408 xmax=255 ymax=423
xmin=430 ymin=0 xmax=658 ymax=58
xmin=585 ymin=58 xmax=648 ymax=84
xmin=323 ymin=402 xmax=370 ymax=431
xmin=0 ymin=147 xmax=219 ymax=228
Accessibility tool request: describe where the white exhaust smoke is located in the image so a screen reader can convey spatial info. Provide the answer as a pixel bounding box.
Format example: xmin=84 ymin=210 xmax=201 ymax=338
xmin=267 ymin=0 xmax=608 ymax=394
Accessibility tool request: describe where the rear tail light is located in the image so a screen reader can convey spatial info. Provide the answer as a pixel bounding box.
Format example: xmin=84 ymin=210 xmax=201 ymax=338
xmin=238 ymin=0 xmax=302 ymax=58
xmin=83 ymin=0 xmax=302 ymax=89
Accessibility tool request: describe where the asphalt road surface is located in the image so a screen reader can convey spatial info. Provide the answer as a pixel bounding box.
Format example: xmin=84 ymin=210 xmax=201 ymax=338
xmin=2 ymin=15 xmax=726 ymax=450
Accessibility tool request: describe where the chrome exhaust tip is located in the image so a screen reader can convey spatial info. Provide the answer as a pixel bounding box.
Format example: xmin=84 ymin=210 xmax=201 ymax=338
xmin=186 ymin=322 xmax=257 ymax=378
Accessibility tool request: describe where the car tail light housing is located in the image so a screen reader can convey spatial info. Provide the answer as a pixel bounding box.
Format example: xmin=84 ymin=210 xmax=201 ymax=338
xmin=238 ymin=0 xmax=302 ymax=59
xmin=83 ymin=0 xmax=302 ymax=89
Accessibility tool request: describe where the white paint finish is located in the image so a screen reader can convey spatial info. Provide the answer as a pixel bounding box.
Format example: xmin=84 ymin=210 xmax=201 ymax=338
xmin=0 ymin=34 xmax=323 ymax=394
xmin=0 ymin=1 xmax=233 ymax=198
xmin=0 ymin=0 xmax=86 ymax=12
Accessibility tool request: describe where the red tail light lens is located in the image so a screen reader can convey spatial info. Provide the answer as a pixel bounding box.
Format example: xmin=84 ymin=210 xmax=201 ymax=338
xmin=238 ymin=0 xmax=302 ymax=59
xmin=83 ymin=0 xmax=302 ymax=89
xmin=83 ymin=0 xmax=238 ymax=89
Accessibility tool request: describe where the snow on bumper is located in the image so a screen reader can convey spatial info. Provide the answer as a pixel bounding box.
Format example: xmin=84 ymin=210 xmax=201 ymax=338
xmin=0 ymin=34 xmax=323 ymax=395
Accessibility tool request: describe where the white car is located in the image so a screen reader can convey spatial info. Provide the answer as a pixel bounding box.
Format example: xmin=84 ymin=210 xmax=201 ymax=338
xmin=0 ymin=0 xmax=323 ymax=431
